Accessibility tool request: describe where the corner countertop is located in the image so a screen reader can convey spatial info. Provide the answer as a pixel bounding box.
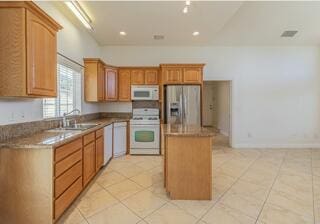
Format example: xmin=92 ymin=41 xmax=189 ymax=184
xmin=161 ymin=124 xmax=216 ymax=137
xmin=0 ymin=118 xmax=129 ymax=149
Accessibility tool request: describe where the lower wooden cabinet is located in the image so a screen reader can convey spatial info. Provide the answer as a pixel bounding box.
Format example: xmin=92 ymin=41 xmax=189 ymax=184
xmin=96 ymin=131 xmax=104 ymax=171
xmin=83 ymin=141 xmax=96 ymax=186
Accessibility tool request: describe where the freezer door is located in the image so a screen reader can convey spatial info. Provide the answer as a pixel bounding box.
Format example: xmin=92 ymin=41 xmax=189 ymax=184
xmin=166 ymin=86 xmax=183 ymax=124
xmin=182 ymin=85 xmax=201 ymax=125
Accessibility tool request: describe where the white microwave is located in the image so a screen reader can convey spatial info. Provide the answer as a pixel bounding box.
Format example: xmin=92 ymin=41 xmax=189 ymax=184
xmin=131 ymin=85 xmax=159 ymax=101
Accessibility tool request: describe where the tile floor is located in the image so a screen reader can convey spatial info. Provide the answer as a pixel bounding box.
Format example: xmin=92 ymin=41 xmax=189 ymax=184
xmin=58 ymin=134 xmax=320 ymax=224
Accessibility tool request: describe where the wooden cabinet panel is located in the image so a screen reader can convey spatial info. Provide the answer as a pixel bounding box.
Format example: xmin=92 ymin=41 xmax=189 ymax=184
xmin=145 ymin=69 xmax=158 ymax=84
xmin=83 ymin=142 xmax=96 ymax=186
xmin=83 ymin=132 xmax=95 ymax=146
xmin=54 ymin=177 xmax=82 ymax=220
xmin=84 ymin=60 xmax=105 ymax=102
xmin=97 ymin=62 xmax=105 ymax=101
xmin=55 ymin=149 xmax=82 ymax=177
xmin=26 ymin=11 xmax=57 ymax=96
xmin=118 ymin=69 xmax=131 ymax=101
xmin=96 ymin=128 xmax=104 ymax=138
xmin=183 ymin=67 xmax=202 ymax=84
xmin=105 ymin=68 xmax=118 ymax=101
xmin=55 ymin=161 xmax=82 ymax=198
xmin=163 ymin=68 xmax=182 ymax=84
xmin=131 ymin=69 xmax=145 ymax=85
xmin=55 ymin=138 xmax=82 ymax=162
xmin=96 ymin=136 xmax=104 ymax=171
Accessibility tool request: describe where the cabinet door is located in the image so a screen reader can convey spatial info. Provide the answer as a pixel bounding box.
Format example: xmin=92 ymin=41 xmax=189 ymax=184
xmin=131 ymin=69 xmax=145 ymax=85
xmin=118 ymin=69 xmax=131 ymax=101
xmin=145 ymin=69 xmax=158 ymax=85
xmin=97 ymin=62 xmax=105 ymax=101
xmin=83 ymin=142 xmax=96 ymax=186
xmin=95 ymin=136 xmax=104 ymax=171
xmin=26 ymin=10 xmax=57 ymax=97
xmin=105 ymin=68 xmax=118 ymax=101
xmin=183 ymin=67 xmax=202 ymax=84
xmin=163 ymin=68 xmax=182 ymax=84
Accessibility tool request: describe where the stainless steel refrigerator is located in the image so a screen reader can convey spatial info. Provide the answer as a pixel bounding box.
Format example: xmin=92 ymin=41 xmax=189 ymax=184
xmin=165 ymin=85 xmax=201 ymax=125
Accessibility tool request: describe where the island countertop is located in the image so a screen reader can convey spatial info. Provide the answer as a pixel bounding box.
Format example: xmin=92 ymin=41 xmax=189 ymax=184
xmin=161 ymin=124 xmax=216 ymax=137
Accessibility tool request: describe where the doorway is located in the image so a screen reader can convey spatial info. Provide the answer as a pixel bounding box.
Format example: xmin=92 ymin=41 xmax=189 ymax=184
xmin=203 ymin=81 xmax=231 ymax=147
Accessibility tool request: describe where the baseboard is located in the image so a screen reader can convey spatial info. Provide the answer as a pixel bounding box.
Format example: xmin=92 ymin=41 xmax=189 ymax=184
xmin=232 ymin=143 xmax=320 ymax=149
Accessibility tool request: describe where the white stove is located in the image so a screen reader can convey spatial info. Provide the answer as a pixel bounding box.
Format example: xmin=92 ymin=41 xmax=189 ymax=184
xmin=130 ymin=108 xmax=160 ymax=155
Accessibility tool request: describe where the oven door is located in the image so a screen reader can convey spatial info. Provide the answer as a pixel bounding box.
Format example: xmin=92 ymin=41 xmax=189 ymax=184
xmin=130 ymin=124 xmax=160 ymax=149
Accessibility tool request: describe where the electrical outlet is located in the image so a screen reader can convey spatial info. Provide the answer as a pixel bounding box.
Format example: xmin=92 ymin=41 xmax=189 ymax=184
xmin=247 ymin=132 xmax=252 ymax=138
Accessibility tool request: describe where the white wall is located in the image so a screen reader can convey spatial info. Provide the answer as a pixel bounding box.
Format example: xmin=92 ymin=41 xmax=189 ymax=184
xmin=0 ymin=2 xmax=101 ymax=125
xmin=100 ymin=46 xmax=320 ymax=148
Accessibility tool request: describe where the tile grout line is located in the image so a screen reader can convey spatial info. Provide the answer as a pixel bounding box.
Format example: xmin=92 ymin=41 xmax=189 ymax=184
xmin=195 ymin=150 xmax=262 ymax=223
xmin=253 ymin=150 xmax=288 ymax=224
xmin=311 ymin=149 xmax=316 ymax=224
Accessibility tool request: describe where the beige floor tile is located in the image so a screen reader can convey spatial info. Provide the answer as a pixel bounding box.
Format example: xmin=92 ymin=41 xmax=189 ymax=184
xmin=144 ymin=203 xmax=197 ymax=224
xmin=267 ymin=189 xmax=313 ymax=220
xmin=213 ymin=174 xmax=237 ymax=194
xmin=137 ymin=220 xmax=148 ymax=224
xmin=123 ymin=190 xmax=167 ymax=218
xmin=81 ymin=183 xmax=104 ymax=196
xmin=171 ymin=199 xmax=216 ymax=218
xmin=314 ymin=175 xmax=320 ymax=224
xmin=136 ymin=160 xmax=159 ymax=170
xmin=314 ymin=167 xmax=320 ymax=177
xmin=77 ymin=189 xmax=118 ymax=218
xmin=108 ymin=160 xmax=134 ymax=171
xmin=96 ymin=171 xmax=126 ymax=188
xmin=202 ymin=203 xmax=256 ymax=224
xmin=117 ymin=164 xmax=145 ymax=178
xmin=240 ymin=169 xmax=276 ymax=187
xmin=130 ymin=172 xmax=163 ymax=188
xmin=258 ymin=203 xmax=314 ymax=224
xmin=228 ymin=180 xmax=270 ymax=201
xmin=106 ymin=179 xmax=143 ymax=200
xmin=147 ymin=182 xmax=170 ymax=201
xmin=57 ymin=206 xmax=86 ymax=224
xmin=86 ymin=203 xmax=141 ymax=224
xmin=220 ymin=190 xmax=265 ymax=218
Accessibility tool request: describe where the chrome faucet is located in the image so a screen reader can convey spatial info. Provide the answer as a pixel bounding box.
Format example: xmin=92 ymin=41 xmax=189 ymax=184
xmin=62 ymin=109 xmax=81 ymax=127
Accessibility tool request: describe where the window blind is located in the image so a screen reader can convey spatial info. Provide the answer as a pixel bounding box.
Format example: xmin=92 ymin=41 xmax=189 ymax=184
xmin=43 ymin=57 xmax=82 ymax=118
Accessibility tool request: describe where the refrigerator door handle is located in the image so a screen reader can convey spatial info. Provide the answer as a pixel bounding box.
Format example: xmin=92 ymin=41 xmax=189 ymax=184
xmin=184 ymin=95 xmax=187 ymax=123
xmin=179 ymin=94 xmax=183 ymax=123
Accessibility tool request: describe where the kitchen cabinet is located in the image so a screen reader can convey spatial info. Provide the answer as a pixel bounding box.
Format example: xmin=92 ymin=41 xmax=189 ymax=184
xmin=145 ymin=69 xmax=159 ymax=84
xmin=83 ymin=140 xmax=96 ymax=186
xmin=95 ymin=129 xmax=104 ymax=171
xmin=131 ymin=69 xmax=145 ymax=85
xmin=118 ymin=69 xmax=131 ymax=101
xmin=105 ymin=67 xmax=118 ymax=101
xmin=160 ymin=64 xmax=204 ymax=84
xmin=84 ymin=59 xmax=105 ymax=102
xmin=0 ymin=2 xmax=62 ymax=97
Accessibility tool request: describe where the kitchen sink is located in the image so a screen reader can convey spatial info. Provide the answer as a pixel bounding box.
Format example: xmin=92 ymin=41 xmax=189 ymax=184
xmin=47 ymin=124 xmax=99 ymax=132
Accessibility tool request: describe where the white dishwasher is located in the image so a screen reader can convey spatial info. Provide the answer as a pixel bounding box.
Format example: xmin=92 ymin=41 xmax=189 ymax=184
xmin=103 ymin=124 xmax=113 ymax=165
xmin=113 ymin=122 xmax=127 ymax=157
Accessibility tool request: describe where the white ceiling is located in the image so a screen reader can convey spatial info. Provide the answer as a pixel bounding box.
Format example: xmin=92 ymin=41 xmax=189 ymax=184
xmin=58 ymin=1 xmax=320 ymax=46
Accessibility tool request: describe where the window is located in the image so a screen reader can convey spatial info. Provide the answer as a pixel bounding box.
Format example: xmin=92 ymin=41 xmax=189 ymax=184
xmin=43 ymin=56 xmax=82 ymax=118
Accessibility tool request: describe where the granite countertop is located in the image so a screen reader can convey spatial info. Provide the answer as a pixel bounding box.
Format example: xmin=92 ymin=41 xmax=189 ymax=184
xmin=161 ymin=124 xmax=215 ymax=137
xmin=0 ymin=118 xmax=129 ymax=149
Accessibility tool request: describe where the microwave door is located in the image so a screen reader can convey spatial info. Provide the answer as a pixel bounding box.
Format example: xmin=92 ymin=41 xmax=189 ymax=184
xmin=166 ymin=85 xmax=183 ymax=124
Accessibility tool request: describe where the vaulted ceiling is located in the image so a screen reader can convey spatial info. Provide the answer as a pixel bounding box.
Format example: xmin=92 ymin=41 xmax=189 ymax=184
xmin=57 ymin=1 xmax=320 ymax=46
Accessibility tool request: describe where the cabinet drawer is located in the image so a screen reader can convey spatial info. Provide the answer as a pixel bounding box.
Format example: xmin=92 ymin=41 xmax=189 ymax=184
xmin=96 ymin=128 xmax=104 ymax=138
xmin=54 ymin=177 xmax=82 ymax=220
xmin=55 ymin=149 xmax=82 ymax=177
xmin=55 ymin=138 xmax=82 ymax=162
xmin=55 ymin=161 xmax=82 ymax=198
xmin=83 ymin=132 xmax=95 ymax=145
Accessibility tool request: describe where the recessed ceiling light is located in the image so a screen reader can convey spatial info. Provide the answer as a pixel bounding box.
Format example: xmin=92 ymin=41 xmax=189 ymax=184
xmin=120 ymin=31 xmax=127 ymax=36
xmin=281 ymin=30 xmax=298 ymax=37
xmin=183 ymin=6 xmax=188 ymax=14
xmin=186 ymin=0 xmax=191 ymax=6
xmin=192 ymin=31 xmax=199 ymax=36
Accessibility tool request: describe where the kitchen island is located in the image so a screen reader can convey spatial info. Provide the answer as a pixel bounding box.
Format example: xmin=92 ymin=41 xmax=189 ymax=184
xmin=162 ymin=124 xmax=214 ymax=200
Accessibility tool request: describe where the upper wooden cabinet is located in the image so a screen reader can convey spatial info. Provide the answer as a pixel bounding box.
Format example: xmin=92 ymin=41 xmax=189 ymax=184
xmin=161 ymin=64 xmax=204 ymax=84
xmin=84 ymin=59 xmax=105 ymax=102
xmin=0 ymin=2 xmax=62 ymax=97
xmin=145 ymin=69 xmax=159 ymax=84
xmin=131 ymin=69 xmax=145 ymax=85
xmin=105 ymin=67 xmax=118 ymax=101
xmin=118 ymin=69 xmax=131 ymax=101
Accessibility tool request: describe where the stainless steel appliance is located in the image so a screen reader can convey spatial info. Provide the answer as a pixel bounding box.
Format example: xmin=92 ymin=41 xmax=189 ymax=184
xmin=165 ymin=85 xmax=201 ymax=125
xmin=131 ymin=85 xmax=159 ymax=101
xmin=130 ymin=108 xmax=160 ymax=155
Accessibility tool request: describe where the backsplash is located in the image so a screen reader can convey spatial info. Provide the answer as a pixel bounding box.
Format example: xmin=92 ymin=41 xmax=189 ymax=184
xmin=0 ymin=112 xmax=132 ymax=142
